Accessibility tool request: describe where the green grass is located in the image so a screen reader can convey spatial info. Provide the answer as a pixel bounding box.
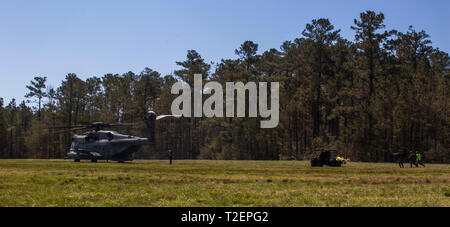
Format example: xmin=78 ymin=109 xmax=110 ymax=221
xmin=0 ymin=159 xmax=449 ymax=207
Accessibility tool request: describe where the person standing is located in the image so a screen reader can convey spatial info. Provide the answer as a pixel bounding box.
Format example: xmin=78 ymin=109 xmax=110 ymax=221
xmin=168 ymin=149 xmax=173 ymax=165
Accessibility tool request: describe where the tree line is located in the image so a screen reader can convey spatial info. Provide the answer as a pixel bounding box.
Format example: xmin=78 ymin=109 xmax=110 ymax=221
xmin=0 ymin=11 xmax=448 ymax=162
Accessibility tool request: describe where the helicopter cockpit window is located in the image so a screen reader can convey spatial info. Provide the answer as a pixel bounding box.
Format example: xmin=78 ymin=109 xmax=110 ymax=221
xmin=107 ymin=132 xmax=114 ymax=141
xmin=85 ymin=132 xmax=100 ymax=141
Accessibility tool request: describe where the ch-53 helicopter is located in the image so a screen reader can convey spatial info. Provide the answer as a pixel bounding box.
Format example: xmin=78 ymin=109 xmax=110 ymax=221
xmin=55 ymin=111 xmax=181 ymax=163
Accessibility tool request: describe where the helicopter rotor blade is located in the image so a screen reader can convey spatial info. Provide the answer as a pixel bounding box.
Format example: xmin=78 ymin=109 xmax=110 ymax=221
xmin=108 ymin=123 xmax=137 ymax=127
xmin=53 ymin=127 xmax=89 ymax=134
xmin=156 ymin=115 xmax=182 ymax=121
xmin=50 ymin=125 xmax=89 ymax=129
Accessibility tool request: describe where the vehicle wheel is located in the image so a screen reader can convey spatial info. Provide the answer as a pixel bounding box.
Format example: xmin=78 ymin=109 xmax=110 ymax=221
xmin=74 ymin=159 xmax=80 ymax=162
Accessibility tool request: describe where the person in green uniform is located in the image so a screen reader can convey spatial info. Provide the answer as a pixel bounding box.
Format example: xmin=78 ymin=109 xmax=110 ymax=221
xmin=416 ymin=152 xmax=425 ymax=167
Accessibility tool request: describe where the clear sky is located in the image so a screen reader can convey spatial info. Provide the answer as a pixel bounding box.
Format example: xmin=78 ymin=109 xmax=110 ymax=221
xmin=1 ymin=0 xmax=449 ymax=104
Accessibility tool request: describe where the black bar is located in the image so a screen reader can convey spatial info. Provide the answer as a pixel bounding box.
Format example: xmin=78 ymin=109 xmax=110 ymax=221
xmin=0 ymin=207 xmax=445 ymax=226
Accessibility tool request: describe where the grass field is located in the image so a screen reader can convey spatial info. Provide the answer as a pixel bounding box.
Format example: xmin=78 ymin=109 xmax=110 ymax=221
xmin=0 ymin=159 xmax=449 ymax=207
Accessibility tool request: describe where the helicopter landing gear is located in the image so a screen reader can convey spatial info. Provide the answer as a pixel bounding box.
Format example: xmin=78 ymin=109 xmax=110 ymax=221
xmin=91 ymin=159 xmax=98 ymax=163
xmin=74 ymin=159 xmax=80 ymax=162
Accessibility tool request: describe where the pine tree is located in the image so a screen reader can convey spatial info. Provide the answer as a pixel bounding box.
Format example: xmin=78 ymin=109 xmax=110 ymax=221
xmin=25 ymin=77 xmax=47 ymax=121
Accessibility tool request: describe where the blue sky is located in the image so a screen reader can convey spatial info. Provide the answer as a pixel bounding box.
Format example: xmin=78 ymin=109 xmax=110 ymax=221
xmin=1 ymin=0 xmax=449 ymax=104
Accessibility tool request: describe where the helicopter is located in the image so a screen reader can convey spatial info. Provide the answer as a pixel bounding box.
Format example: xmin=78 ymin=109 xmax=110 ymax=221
xmin=56 ymin=111 xmax=181 ymax=163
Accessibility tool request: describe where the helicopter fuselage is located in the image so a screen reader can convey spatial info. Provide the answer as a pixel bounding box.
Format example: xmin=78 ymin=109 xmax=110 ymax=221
xmin=67 ymin=130 xmax=153 ymax=162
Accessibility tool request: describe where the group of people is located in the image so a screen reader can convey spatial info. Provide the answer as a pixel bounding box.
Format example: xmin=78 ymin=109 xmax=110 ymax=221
xmin=394 ymin=151 xmax=426 ymax=168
